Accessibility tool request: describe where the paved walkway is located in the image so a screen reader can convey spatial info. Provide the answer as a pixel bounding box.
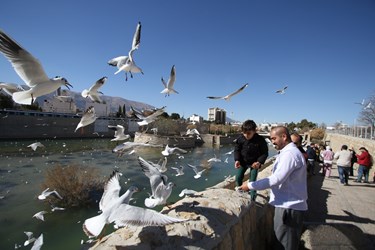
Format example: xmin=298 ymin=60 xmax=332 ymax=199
xmin=300 ymin=165 xmax=375 ymax=249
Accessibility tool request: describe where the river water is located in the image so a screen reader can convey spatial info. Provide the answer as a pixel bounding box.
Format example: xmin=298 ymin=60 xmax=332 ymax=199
xmin=0 ymin=138 xmax=276 ymax=249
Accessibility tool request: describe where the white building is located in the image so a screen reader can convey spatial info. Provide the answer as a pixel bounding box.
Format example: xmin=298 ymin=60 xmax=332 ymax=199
xmin=208 ymin=107 xmax=226 ymax=124
xmin=42 ymin=97 xmax=77 ymax=114
xmin=188 ymin=114 xmax=203 ymax=123
xmin=85 ymin=102 xmax=109 ymax=117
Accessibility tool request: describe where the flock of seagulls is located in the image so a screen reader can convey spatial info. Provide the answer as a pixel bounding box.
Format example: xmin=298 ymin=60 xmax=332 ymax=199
xmin=0 ymin=22 xmax=286 ymax=248
xmin=82 ymin=171 xmax=186 ymax=238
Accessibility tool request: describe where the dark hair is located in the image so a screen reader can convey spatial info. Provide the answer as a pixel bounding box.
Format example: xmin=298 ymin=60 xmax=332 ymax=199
xmin=341 ymin=145 xmax=348 ymax=150
xmin=359 ymin=147 xmax=368 ymax=152
xmin=291 ymin=132 xmax=303 ymax=144
xmin=241 ymin=120 xmax=257 ymax=132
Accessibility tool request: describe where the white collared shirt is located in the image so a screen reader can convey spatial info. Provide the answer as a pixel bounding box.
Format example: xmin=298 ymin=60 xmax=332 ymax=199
xmin=248 ymin=142 xmax=308 ymax=210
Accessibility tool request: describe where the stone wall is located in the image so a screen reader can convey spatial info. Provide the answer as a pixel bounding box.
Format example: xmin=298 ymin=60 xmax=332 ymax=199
xmin=324 ymin=133 xmax=375 ymax=176
xmin=87 ymin=157 xmax=277 ymax=250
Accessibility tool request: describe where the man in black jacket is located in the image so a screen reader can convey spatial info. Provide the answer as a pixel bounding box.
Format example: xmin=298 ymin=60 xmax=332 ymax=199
xmin=234 ymin=120 xmax=269 ymax=201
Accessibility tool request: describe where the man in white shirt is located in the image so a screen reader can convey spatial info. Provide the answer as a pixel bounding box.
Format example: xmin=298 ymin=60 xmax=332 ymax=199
xmin=240 ymin=126 xmax=308 ymax=250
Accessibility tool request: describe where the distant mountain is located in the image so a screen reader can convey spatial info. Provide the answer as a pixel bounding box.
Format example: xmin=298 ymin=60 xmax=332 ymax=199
xmin=37 ymin=90 xmax=155 ymax=113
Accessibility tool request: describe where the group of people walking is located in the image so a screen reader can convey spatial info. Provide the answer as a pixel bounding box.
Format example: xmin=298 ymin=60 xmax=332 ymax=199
xmin=233 ymin=119 xmax=373 ymax=250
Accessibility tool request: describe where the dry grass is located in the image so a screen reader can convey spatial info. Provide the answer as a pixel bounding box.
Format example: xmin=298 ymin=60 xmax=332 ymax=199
xmin=41 ymin=164 xmax=104 ymax=207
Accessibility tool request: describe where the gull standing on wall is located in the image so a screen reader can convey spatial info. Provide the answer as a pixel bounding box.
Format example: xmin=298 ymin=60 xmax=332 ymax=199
xmin=108 ymin=22 xmax=143 ymax=81
xmin=81 ymin=77 xmax=107 ymax=103
xmin=206 ymin=83 xmax=248 ymax=101
xmin=160 ymin=65 xmax=178 ymax=97
xmin=0 ymin=30 xmax=72 ymax=105
xmin=75 ymin=106 xmax=97 ymax=132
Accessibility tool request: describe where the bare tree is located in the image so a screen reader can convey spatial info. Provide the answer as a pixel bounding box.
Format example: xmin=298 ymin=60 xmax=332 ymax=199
xmin=358 ymin=91 xmax=375 ymax=127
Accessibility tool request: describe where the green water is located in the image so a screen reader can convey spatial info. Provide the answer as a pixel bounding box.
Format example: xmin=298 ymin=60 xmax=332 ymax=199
xmin=0 ymin=138 xmax=276 ymax=249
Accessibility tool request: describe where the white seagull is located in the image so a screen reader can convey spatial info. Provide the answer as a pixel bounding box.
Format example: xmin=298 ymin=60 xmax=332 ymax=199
xmin=0 ymin=82 xmax=26 ymax=96
xmin=150 ymin=157 xmax=168 ymax=173
xmin=137 ymin=106 xmax=166 ymax=126
xmin=112 ymin=141 xmax=162 ymax=156
xmin=276 ymin=85 xmax=288 ymax=94
xmin=207 ymin=155 xmax=222 ymax=163
xmin=75 ymin=106 xmax=97 ymax=132
xmin=178 ymin=188 xmax=198 ymax=197
xmin=0 ymin=30 xmax=72 ymax=105
xmin=364 ymin=102 xmax=372 ymax=110
xmin=38 ymin=187 xmax=63 ymax=200
xmin=32 ymin=211 xmax=48 ymax=221
xmin=23 ymin=231 xmax=36 ymax=246
xmin=138 ymin=156 xmax=175 ymax=208
xmin=30 ymin=233 xmax=43 ymax=250
xmin=161 ymin=144 xmax=187 ymax=156
xmin=108 ymin=22 xmax=143 ymax=81
xmin=108 ymin=125 xmax=130 ymax=141
xmin=27 ymin=142 xmax=45 ymax=151
xmin=83 ymin=171 xmax=184 ymax=238
xmin=171 ymin=165 xmax=185 ymax=176
xmin=187 ymin=164 xmax=206 ymax=179
xmin=206 ymin=83 xmax=248 ymax=101
xmin=354 ymin=99 xmax=365 ymax=106
xmin=160 ymin=65 xmax=178 ymax=97
xmin=81 ymin=77 xmax=107 ymax=103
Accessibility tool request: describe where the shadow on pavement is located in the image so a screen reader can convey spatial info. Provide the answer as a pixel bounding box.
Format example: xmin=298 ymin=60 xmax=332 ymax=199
xmin=299 ymin=170 xmax=375 ymax=249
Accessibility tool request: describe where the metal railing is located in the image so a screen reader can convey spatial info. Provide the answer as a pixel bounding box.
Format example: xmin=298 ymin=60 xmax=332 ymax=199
xmin=326 ymin=125 xmax=374 ymax=140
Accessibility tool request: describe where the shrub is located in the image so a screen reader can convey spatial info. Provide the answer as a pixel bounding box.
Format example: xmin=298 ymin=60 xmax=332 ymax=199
xmin=41 ymin=164 xmax=104 ymax=207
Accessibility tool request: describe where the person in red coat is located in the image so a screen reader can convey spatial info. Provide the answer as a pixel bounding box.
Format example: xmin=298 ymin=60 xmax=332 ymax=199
xmin=354 ymin=147 xmax=372 ymax=183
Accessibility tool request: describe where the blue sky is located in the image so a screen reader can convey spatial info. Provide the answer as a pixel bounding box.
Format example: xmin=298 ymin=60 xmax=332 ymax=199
xmin=1 ymin=0 xmax=374 ymax=126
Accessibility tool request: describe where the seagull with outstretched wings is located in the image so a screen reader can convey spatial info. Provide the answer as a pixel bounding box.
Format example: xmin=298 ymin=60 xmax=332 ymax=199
xmin=108 ymin=22 xmax=143 ymax=81
xmin=207 ymin=83 xmax=248 ymax=101
xmin=81 ymin=77 xmax=107 ymax=103
xmin=276 ymin=85 xmax=288 ymax=94
xmin=0 ymin=29 xmax=72 ymax=105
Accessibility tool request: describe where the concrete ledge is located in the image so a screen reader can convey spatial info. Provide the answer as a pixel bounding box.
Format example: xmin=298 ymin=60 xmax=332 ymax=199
xmin=88 ymin=157 xmax=277 ymax=250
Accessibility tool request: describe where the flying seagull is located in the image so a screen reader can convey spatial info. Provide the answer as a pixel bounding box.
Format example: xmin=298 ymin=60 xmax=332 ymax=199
xmin=138 ymin=156 xmax=175 ymax=208
xmin=112 ymin=141 xmax=162 ymax=156
xmin=160 ymin=65 xmax=178 ymax=97
xmin=81 ymin=77 xmax=107 ymax=103
xmin=23 ymin=231 xmax=36 ymax=246
xmin=30 ymin=233 xmax=43 ymax=250
xmin=32 ymin=211 xmax=48 ymax=221
xmin=83 ymin=171 xmax=185 ymax=238
xmin=75 ymin=106 xmax=97 ymax=132
xmin=137 ymin=106 xmax=166 ymax=126
xmin=171 ymin=165 xmax=185 ymax=176
xmin=161 ymin=144 xmax=187 ymax=156
xmin=206 ymin=83 xmax=248 ymax=101
xmin=108 ymin=125 xmax=130 ymax=141
xmin=187 ymin=164 xmax=206 ymax=179
xmin=354 ymin=99 xmax=365 ymax=106
xmin=0 ymin=29 xmax=72 ymax=105
xmin=27 ymin=142 xmax=45 ymax=151
xmin=108 ymin=22 xmax=143 ymax=81
xmin=38 ymin=187 xmax=63 ymax=200
xmin=276 ymin=85 xmax=288 ymax=94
